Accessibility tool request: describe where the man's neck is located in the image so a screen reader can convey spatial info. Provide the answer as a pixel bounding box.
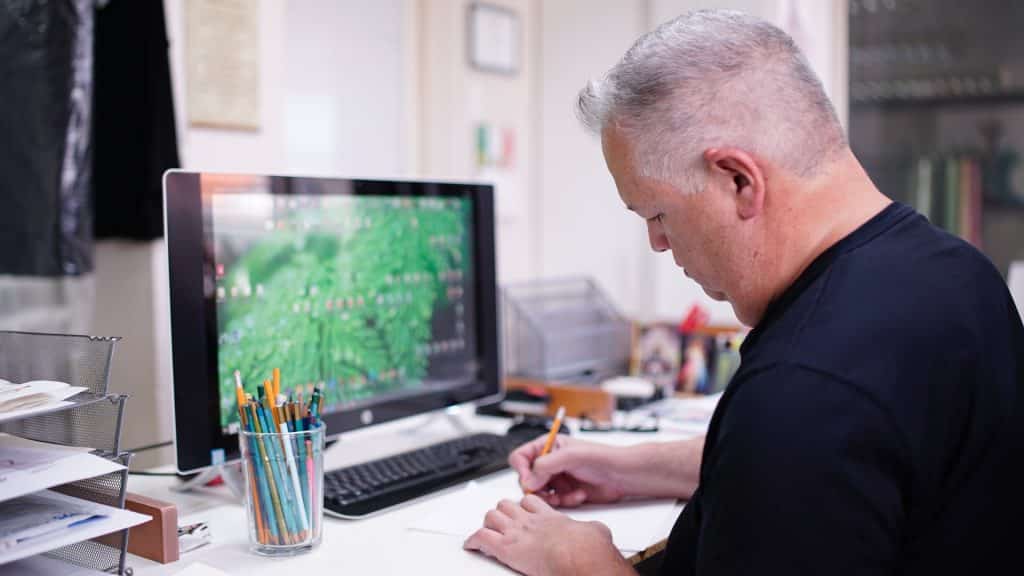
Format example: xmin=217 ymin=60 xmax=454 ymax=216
xmin=765 ymin=150 xmax=891 ymax=314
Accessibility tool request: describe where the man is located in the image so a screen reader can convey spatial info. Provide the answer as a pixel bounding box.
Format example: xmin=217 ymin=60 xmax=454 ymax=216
xmin=464 ymin=9 xmax=1024 ymax=576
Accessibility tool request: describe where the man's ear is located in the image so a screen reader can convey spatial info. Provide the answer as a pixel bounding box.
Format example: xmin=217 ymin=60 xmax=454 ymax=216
xmin=702 ymin=148 xmax=765 ymax=220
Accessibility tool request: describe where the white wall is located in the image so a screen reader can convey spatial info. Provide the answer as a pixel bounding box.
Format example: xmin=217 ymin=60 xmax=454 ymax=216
xmin=283 ymin=1 xmax=406 ymax=177
xmin=537 ymin=0 xmax=654 ymax=319
xmin=91 ymin=242 xmax=171 ymax=467
xmin=416 ymin=0 xmax=540 ymax=284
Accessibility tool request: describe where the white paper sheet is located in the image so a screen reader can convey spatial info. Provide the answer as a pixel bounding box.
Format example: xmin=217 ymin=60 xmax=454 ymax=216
xmin=0 ymin=490 xmax=149 ymax=565
xmin=0 ymin=434 xmax=125 ymax=504
xmin=0 ymin=380 xmax=86 ymax=412
xmin=640 ymin=393 xmax=722 ymax=433
xmin=407 ymin=471 xmax=681 ymax=554
xmin=0 ymin=400 xmax=74 ymax=424
xmin=171 ymin=562 xmax=232 ymax=576
xmin=0 ymin=380 xmax=87 ymax=425
xmin=1009 ymin=261 xmax=1024 ymax=324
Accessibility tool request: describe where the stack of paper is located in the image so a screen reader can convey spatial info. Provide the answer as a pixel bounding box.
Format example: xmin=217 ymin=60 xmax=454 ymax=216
xmin=641 ymin=392 xmax=722 ymax=433
xmin=0 ymin=380 xmax=86 ymax=423
xmin=0 ymin=434 xmax=126 ymax=502
xmin=0 ymin=490 xmax=149 ymax=565
xmin=0 ymin=434 xmax=148 ymax=566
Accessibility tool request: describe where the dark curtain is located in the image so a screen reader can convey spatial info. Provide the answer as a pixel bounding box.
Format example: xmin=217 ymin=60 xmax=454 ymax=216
xmin=0 ymin=0 xmax=94 ymax=276
xmin=92 ymin=0 xmax=180 ymax=240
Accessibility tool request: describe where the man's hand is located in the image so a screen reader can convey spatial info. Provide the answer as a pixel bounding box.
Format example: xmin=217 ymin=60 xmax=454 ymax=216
xmin=511 ymin=434 xmax=705 ymax=505
xmin=510 ymin=435 xmax=627 ymax=508
xmin=463 ymin=494 xmax=635 ymax=576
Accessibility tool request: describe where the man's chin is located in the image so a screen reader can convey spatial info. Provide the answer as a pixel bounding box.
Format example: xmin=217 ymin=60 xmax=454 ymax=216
xmin=703 ymin=288 xmax=728 ymax=301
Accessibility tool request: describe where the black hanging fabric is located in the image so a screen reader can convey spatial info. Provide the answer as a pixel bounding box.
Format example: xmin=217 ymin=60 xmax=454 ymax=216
xmin=92 ymin=0 xmax=180 ymax=240
xmin=0 ymin=1 xmax=95 ymax=276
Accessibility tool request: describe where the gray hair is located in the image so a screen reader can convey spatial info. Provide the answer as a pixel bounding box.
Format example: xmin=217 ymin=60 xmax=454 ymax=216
xmin=578 ymin=9 xmax=846 ymax=190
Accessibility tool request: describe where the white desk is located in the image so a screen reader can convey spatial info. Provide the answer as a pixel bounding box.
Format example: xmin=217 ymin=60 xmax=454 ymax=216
xmin=127 ymin=410 xmax=700 ymax=576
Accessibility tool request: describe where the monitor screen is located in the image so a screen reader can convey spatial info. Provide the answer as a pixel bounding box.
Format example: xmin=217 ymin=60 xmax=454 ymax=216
xmin=164 ymin=172 xmax=501 ymax=473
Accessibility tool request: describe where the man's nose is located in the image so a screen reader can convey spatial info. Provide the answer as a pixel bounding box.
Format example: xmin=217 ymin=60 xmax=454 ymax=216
xmin=647 ymin=220 xmax=670 ymax=253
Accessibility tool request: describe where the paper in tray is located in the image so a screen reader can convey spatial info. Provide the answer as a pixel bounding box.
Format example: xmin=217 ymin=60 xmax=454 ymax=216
xmin=0 ymin=434 xmax=125 ymax=504
xmin=0 ymin=489 xmax=149 ymax=565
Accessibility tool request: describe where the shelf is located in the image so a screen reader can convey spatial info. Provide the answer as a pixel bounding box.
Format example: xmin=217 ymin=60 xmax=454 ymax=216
xmin=984 ymin=197 xmax=1024 ymax=210
xmin=852 ymin=92 xmax=1024 ymax=111
xmin=0 ymin=393 xmax=129 ymax=461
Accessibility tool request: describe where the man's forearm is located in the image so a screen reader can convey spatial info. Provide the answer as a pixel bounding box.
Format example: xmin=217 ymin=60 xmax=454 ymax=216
xmin=612 ymin=436 xmax=704 ymax=500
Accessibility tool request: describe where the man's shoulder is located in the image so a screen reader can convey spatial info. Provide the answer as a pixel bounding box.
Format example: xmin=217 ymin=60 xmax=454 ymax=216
xmin=722 ymin=362 xmax=900 ymax=441
xmin=793 ymin=214 xmax=1008 ymax=360
xmin=834 ymin=211 xmax=1002 ymax=307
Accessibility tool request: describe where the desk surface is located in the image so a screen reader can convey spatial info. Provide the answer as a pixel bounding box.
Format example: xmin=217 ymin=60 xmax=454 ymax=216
xmin=128 ymin=409 xmax=700 ymax=576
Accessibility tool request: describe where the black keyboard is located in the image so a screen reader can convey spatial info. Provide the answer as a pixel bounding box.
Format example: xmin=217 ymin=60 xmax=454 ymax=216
xmin=322 ymin=432 xmax=526 ymax=518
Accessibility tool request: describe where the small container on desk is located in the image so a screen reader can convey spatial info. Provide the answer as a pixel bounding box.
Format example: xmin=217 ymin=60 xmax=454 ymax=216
xmin=239 ymin=423 xmax=325 ymax=556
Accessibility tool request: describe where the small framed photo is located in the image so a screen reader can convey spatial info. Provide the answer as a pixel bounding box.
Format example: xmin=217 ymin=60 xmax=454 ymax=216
xmin=630 ymin=322 xmax=682 ymax=394
xmin=467 ymin=3 xmax=520 ymax=75
xmin=679 ymin=329 xmax=745 ymax=395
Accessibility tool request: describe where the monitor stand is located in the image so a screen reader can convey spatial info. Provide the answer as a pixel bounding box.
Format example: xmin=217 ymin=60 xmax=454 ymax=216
xmin=172 ymin=461 xmax=247 ymax=499
xmin=399 ymin=405 xmax=473 ymax=437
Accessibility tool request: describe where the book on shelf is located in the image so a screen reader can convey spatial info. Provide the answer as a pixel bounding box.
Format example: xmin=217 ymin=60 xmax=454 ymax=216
xmin=909 ymin=154 xmax=984 ymax=248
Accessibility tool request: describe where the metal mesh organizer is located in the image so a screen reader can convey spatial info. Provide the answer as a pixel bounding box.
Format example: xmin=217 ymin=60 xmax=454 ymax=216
xmin=0 ymin=393 xmax=127 ymax=454
xmin=0 ymin=330 xmax=134 ymax=574
xmin=502 ymin=277 xmax=632 ymax=381
xmin=48 ymin=453 xmax=133 ymax=575
xmin=0 ymin=330 xmax=119 ymax=394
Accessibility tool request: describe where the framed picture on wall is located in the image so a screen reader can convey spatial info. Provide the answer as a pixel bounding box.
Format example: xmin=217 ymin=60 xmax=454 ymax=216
xmin=467 ymin=2 xmax=520 ymax=75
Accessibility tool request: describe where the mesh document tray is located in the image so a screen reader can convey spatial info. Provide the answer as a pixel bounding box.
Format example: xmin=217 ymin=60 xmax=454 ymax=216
xmin=0 ymin=393 xmax=128 ymax=457
xmin=48 ymin=452 xmax=133 ymax=575
xmin=0 ymin=330 xmax=121 ymax=418
xmin=0 ymin=331 xmax=133 ymax=574
xmin=503 ymin=278 xmax=631 ymax=380
xmin=0 ymin=330 xmax=119 ymax=394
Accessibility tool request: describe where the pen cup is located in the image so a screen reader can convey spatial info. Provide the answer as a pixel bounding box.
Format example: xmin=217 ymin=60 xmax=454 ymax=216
xmin=238 ymin=423 xmax=325 ymax=556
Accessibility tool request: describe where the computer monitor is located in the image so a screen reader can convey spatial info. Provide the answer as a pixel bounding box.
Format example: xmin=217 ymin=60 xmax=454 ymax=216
xmin=163 ymin=171 xmax=501 ymax=473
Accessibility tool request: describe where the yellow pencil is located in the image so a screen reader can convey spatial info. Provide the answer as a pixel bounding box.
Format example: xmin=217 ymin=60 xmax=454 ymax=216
xmin=539 ymin=406 xmax=565 ymax=457
xmin=263 ymin=379 xmax=280 ymax=428
xmin=526 ymin=406 xmax=566 ymax=495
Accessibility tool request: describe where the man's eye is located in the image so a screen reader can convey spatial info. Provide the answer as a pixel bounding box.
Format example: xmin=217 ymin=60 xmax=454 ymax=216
xmin=648 ymin=214 xmax=664 ymax=223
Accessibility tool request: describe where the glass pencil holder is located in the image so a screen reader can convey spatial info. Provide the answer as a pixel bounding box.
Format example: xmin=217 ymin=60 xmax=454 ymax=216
xmin=238 ymin=423 xmax=325 ymax=556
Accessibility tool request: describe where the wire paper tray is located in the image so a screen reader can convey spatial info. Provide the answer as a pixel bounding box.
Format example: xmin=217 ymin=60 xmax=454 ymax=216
xmin=47 ymin=453 xmax=133 ymax=575
xmin=0 ymin=331 xmax=134 ymax=574
xmin=0 ymin=393 xmax=127 ymax=455
xmin=0 ymin=330 xmax=119 ymax=396
xmin=502 ymin=277 xmax=632 ymax=381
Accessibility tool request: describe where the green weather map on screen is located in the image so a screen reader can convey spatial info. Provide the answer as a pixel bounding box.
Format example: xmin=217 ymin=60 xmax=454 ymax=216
xmin=210 ymin=185 xmax=474 ymax=431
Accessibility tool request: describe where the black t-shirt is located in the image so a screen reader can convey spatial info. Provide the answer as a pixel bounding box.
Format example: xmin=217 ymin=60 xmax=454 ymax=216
xmin=659 ymin=202 xmax=1024 ymax=575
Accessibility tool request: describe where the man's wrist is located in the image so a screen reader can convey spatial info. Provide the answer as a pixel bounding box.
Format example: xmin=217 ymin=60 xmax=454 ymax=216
xmin=563 ymin=533 xmax=636 ymax=576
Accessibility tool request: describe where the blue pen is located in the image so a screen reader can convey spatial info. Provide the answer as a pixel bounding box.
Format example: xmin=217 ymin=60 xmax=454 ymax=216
xmin=257 ymin=405 xmax=299 ymax=539
xmin=261 ymin=404 xmax=301 ymax=539
xmin=248 ymin=404 xmax=281 ymax=544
